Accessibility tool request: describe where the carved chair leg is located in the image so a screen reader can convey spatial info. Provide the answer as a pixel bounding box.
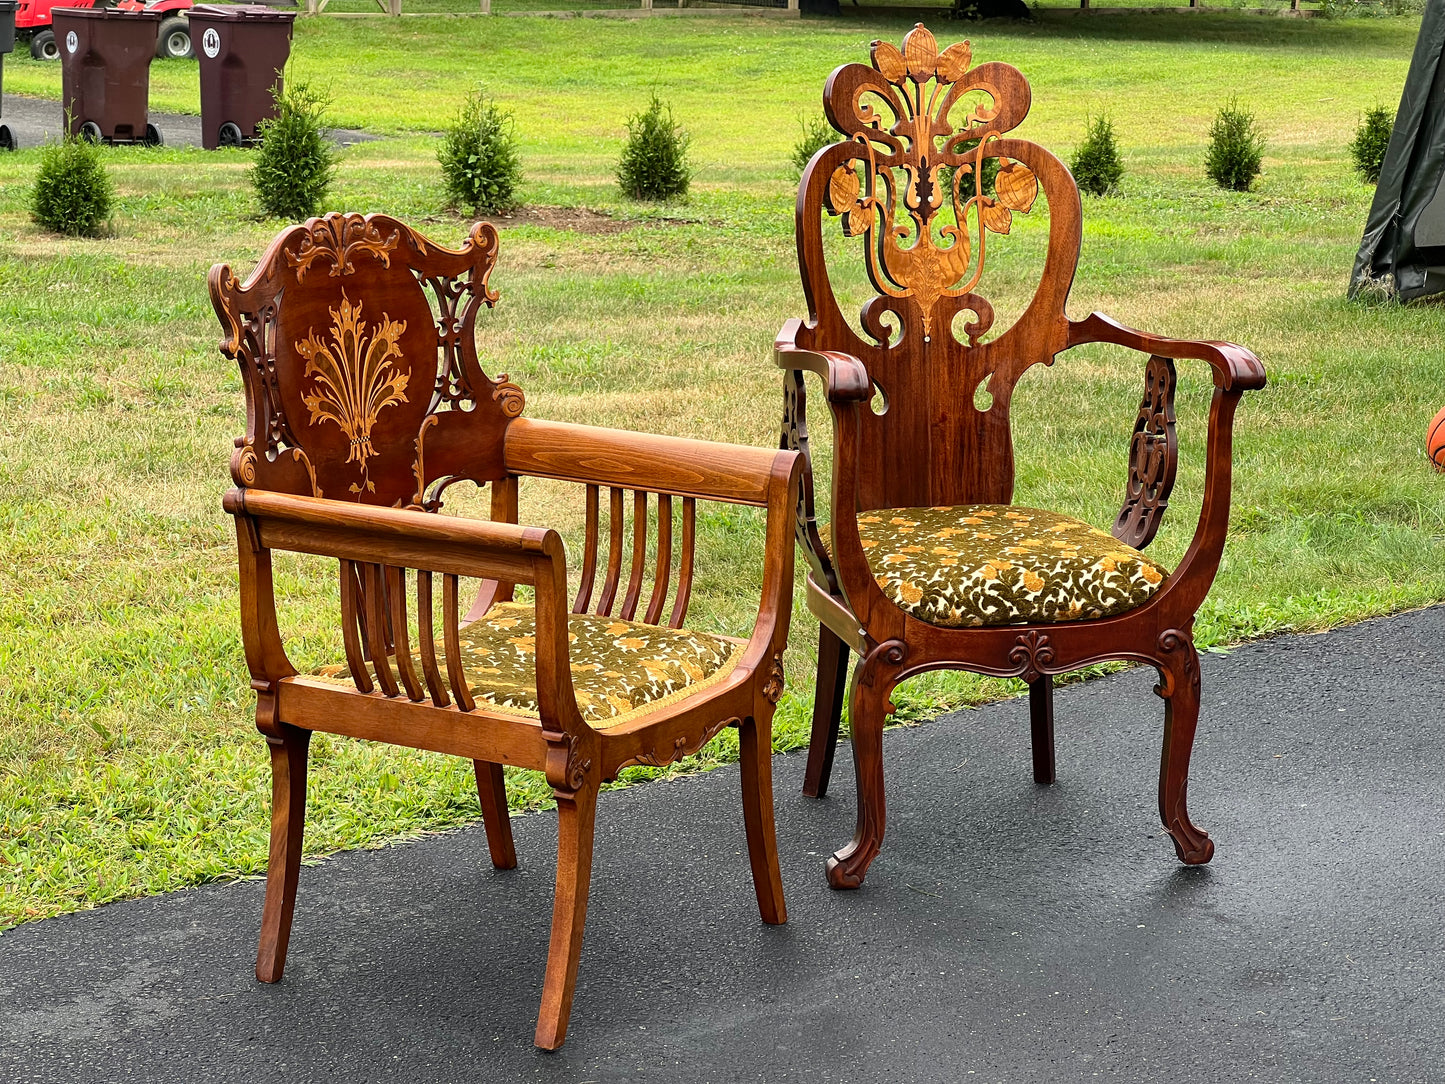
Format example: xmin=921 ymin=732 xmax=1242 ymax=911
xmin=473 ymin=760 xmax=517 ymax=870
xmin=803 ymin=623 xmax=849 ymax=799
xmin=1029 ymin=676 xmax=1056 ymax=785
xmin=1156 ymin=634 xmax=1214 ymax=866
xmin=534 ymin=779 xmax=599 ymax=1051
xmin=739 ymin=714 xmax=787 ymax=926
xmin=256 ymin=724 xmax=310 ymax=984
xmin=825 ymin=659 xmax=894 ymax=891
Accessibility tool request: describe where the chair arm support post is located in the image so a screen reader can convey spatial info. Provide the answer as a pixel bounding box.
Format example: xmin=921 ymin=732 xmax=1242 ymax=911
xmin=231 ymin=513 xmax=298 ymax=706
xmin=1158 ymin=387 xmax=1244 ymax=618
xmin=737 ymin=450 xmax=805 ymax=691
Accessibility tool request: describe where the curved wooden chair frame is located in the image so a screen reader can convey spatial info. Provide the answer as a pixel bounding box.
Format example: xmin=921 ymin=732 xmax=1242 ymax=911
xmin=214 ymin=213 xmax=801 ymax=1048
xmin=777 ymin=27 xmax=1266 ymax=889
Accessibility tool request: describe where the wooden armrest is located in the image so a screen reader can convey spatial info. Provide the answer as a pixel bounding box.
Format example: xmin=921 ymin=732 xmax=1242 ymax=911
xmin=774 ymin=318 xmax=872 ymax=403
xmin=1068 ymin=312 xmax=1266 ymax=393
xmin=224 ymin=488 xmax=564 ymax=583
xmin=503 ymin=416 xmax=796 ymax=507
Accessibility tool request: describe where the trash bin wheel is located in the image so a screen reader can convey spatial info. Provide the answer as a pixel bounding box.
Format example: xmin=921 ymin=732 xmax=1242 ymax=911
xmin=30 ymin=29 xmax=58 ymax=61
xmin=218 ymin=122 xmax=244 ymax=148
xmin=156 ymin=16 xmax=192 ymax=60
xmin=0 ymin=125 xmax=14 ymax=153
xmin=79 ymin=121 xmax=103 ymax=144
xmin=144 ymin=123 xmax=163 ymax=148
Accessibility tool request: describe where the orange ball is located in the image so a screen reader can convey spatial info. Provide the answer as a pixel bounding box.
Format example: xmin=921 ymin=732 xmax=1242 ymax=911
xmin=1430 ymin=405 xmax=1445 ymax=472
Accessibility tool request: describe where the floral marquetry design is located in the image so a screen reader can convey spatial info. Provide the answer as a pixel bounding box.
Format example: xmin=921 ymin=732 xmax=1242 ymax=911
xmin=296 ymin=293 xmax=411 ymax=495
xmin=818 ymin=24 xmax=1040 ymax=343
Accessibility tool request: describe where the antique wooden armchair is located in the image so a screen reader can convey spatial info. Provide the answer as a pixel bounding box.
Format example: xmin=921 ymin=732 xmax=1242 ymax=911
xmin=212 ymin=212 xmax=801 ymax=1049
xmin=779 ymin=27 xmax=1266 ymax=889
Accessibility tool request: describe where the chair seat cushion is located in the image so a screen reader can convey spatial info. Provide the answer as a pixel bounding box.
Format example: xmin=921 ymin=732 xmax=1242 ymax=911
xmin=316 ymin=602 xmax=739 ymax=730
xmin=848 ymin=505 xmax=1168 ymax=628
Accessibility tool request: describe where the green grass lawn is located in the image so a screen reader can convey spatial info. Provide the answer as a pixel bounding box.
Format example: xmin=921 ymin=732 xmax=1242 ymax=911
xmin=2 ymin=8 xmax=1442 ymax=928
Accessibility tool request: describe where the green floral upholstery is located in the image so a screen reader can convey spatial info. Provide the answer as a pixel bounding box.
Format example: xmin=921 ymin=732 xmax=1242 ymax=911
xmin=843 ymin=505 xmax=1167 ymax=628
xmin=317 ymin=602 xmax=739 ymax=730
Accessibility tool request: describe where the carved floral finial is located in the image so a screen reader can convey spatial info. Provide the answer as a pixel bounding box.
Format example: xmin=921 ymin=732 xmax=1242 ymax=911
xmin=821 ymin=27 xmax=1040 ymax=343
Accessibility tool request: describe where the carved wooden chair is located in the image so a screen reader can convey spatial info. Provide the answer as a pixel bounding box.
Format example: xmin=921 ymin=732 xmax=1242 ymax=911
xmin=778 ymin=26 xmax=1266 ymax=889
xmin=212 ymin=212 xmax=801 ymax=1049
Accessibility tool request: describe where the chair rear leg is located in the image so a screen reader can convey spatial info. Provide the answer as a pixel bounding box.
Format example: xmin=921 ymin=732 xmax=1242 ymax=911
xmin=1029 ymin=676 xmax=1056 ymax=785
xmin=803 ymin=623 xmax=849 ymax=799
xmin=825 ymin=664 xmax=891 ymax=890
xmin=534 ymin=780 xmax=599 ymax=1051
xmin=257 ymin=724 xmax=310 ymax=984
xmin=473 ymin=760 xmax=517 ymax=869
xmin=1156 ymin=635 xmax=1214 ymax=865
xmin=739 ymin=715 xmax=787 ymax=926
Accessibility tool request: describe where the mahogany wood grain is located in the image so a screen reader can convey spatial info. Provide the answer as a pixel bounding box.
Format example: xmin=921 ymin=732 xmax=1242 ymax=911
xmin=779 ymin=27 xmax=1264 ymax=889
xmin=215 ymin=213 xmax=804 ymax=1050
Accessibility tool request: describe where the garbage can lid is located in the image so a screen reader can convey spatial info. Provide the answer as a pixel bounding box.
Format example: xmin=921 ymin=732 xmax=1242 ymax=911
xmin=50 ymin=5 xmax=164 ymax=18
xmin=188 ymin=3 xmax=296 ymax=18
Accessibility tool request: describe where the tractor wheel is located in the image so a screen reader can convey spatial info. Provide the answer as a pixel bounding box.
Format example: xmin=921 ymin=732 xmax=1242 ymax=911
xmin=30 ymin=29 xmax=58 ymax=61
xmin=155 ymin=17 xmax=192 ymax=60
xmin=79 ymin=121 xmax=102 ymax=144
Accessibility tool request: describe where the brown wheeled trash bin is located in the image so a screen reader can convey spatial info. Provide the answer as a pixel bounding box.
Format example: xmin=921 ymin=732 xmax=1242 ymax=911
xmin=190 ymin=4 xmax=294 ymax=151
xmin=53 ymin=7 xmax=164 ymax=145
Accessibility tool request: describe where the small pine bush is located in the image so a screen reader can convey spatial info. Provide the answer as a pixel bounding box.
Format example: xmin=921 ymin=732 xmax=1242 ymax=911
xmin=251 ymin=79 xmax=338 ymax=221
xmin=1350 ymin=105 xmax=1394 ymax=185
xmin=438 ymin=88 xmax=523 ymax=215
xmin=790 ymin=114 xmax=835 ymax=176
xmin=617 ymin=94 xmax=691 ymax=201
xmin=1205 ymin=98 xmax=1265 ymax=192
xmin=1071 ymin=113 xmax=1124 ymax=197
xmin=31 ymin=133 xmax=113 ymax=237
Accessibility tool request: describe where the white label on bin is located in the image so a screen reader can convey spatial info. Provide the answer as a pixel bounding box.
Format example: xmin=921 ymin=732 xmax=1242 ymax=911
xmin=202 ymin=27 xmax=220 ymax=59
xmin=65 ymin=30 xmax=77 ymax=54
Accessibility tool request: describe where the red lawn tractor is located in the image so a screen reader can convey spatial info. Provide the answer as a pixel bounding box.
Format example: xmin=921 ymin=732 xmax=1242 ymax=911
xmin=17 ymin=0 xmax=195 ymax=61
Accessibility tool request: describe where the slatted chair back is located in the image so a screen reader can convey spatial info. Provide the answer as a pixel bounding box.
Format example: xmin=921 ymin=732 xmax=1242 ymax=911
xmin=792 ymin=24 xmax=1083 ymax=511
xmin=210 ymin=212 xmax=523 ymax=510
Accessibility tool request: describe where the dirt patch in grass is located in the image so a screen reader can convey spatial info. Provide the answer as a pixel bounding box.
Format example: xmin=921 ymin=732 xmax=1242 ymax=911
xmin=477 ymin=205 xmax=693 ymax=234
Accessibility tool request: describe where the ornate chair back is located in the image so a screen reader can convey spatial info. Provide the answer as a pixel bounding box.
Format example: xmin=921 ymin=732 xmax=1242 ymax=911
xmin=792 ymin=23 xmax=1082 ymax=510
xmin=210 ymin=212 xmax=524 ymax=509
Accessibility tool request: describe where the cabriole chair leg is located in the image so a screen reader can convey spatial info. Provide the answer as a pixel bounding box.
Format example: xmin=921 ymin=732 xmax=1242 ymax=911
xmin=256 ymin=724 xmax=310 ymax=984
xmin=825 ymin=670 xmax=889 ymax=890
xmin=1156 ymin=636 xmax=1214 ymax=865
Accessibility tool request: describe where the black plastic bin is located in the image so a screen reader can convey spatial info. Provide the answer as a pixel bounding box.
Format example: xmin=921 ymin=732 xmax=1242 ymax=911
xmin=190 ymin=4 xmax=294 ymax=150
xmin=1 ymin=0 xmax=16 ymax=152
xmin=53 ymin=7 xmax=164 ymax=145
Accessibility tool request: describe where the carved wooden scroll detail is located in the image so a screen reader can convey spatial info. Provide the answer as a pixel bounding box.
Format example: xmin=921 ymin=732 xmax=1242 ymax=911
xmin=763 ymin=651 xmax=786 ymax=705
xmin=1008 ymin=629 xmax=1054 ymax=683
xmin=287 ymin=213 xmax=400 ymax=281
xmin=1113 ymin=354 xmax=1178 ymax=550
xmin=820 ymin=24 xmax=1039 ymax=345
xmin=780 ymin=369 xmax=838 ymax=591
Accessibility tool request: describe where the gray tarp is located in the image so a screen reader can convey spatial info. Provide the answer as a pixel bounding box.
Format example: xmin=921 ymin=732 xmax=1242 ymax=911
xmin=1351 ymin=1 xmax=1445 ymax=300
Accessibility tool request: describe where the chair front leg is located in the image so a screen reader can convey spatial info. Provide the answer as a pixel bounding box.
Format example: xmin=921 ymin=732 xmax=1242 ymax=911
xmin=739 ymin=714 xmax=787 ymax=925
xmin=1155 ymin=631 xmax=1214 ymax=865
xmin=825 ymin=640 xmax=903 ymax=890
xmin=473 ymin=760 xmax=517 ymax=870
xmin=534 ymin=775 xmax=599 ymax=1050
xmin=1029 ymin=676 xmax=1056 ymax=785
xmin=257 ymin=723 xmax=310 ymax=983
xmin=803 ymin=623 xmax=850 ymax=799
